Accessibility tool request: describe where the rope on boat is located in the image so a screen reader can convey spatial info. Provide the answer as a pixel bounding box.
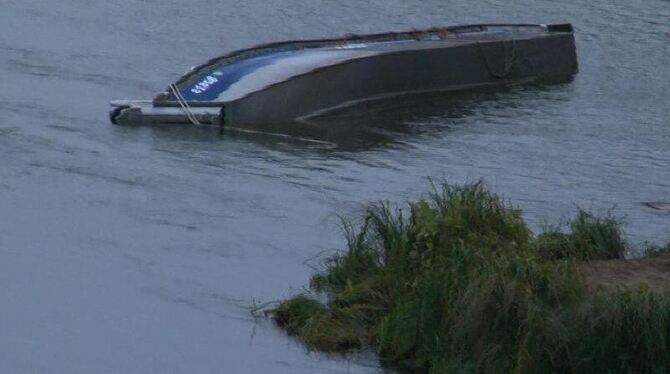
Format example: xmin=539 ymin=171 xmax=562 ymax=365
xmin=154 ymin=90 xmax=335 ymax=147
xmin=478 ymin=39 xmax=517 ymax=79
xmin=169 ymin=83 xmax=201 ymax=125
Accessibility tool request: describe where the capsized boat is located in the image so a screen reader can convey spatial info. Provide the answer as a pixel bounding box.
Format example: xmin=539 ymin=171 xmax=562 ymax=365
xmin=110 ymin=23 xmax=577 ymax=126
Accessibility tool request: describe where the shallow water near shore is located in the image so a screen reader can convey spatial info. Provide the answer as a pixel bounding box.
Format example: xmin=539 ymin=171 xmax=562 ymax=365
xmin=1 ymin=0 xmax=668 ymax=372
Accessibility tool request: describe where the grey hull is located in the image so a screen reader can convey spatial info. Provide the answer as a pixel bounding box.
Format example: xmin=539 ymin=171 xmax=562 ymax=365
xmin=110 ymin=23 xmax=577 ymax=127
xmin=225 ymin=33 xmax=577 ymax=124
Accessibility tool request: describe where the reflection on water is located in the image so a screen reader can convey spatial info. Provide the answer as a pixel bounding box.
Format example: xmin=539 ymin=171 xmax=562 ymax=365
xmin=306 ymin=79 xmax=577 ymax=150
xmin=0 ymin=0 xmax=668 ymax=373
xmin=145 ymin=79 xmax=576 ymax=153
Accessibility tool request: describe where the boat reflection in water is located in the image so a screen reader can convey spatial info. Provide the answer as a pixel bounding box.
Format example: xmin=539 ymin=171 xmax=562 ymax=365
xmin=137 ymin=76 xmax=574 ymax=153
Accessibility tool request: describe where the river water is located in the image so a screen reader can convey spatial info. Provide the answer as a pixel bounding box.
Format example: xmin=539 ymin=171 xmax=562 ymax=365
xmin=1 ymin=0 xmax=668 ymax=372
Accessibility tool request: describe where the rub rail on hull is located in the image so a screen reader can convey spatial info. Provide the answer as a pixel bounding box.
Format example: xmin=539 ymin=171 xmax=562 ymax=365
xmin=110 ymin=23 xmax=578 ymax=126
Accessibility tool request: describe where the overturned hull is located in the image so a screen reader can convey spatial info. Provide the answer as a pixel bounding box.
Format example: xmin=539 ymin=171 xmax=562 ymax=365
xmin=110 ymin=23 xmax=577 ymax=126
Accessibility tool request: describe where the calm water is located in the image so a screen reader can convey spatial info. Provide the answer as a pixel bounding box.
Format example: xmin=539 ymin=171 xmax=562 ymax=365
xmin=1 ymin=0 xmax=668 ymax=372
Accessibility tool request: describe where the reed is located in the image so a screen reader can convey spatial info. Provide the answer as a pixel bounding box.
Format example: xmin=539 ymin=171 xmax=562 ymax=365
xmin=536 ymin=210 xmax=627 ymax=260
xmin=272 ymin=181 xmax=670 ymax=372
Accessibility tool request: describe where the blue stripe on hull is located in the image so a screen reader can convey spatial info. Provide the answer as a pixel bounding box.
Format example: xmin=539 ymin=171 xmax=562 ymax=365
xmin=180 ymin=50 xmax=314 ymax=101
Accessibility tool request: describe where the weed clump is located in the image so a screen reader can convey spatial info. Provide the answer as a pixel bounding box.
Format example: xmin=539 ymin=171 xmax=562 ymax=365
xmin=273 ymin=295 xmax=364 ymax=351
xmin=272 ymin=181 xmax=670 ymax=372
xmin=536 ymin=210 xmax=627 ymax=261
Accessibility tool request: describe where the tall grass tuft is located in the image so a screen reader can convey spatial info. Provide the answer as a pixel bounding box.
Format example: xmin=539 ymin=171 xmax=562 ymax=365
xmin=536 ymin=210 xmax=627 ymax=260
xmin=272 ymin=180 xmax=670 ymax=372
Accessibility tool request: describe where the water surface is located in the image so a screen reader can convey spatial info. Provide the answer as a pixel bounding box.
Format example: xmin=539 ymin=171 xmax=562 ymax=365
xmin=1 ymin=0 xmax=668 ymax=372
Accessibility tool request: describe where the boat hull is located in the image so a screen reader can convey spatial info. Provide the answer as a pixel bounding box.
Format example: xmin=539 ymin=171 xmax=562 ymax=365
xmin=110 ymin=23 xmax=577 ymax=126
xmin=225 ymin=33 xmax=577 ymax=124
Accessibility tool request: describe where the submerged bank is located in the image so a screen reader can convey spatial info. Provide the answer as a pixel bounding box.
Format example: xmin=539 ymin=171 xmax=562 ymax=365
xmin=272 ymin=181 xmax=670 ymax=373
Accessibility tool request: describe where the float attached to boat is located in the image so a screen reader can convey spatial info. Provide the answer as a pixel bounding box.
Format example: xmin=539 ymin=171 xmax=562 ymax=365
xmin=110 ymin=23 xmax=577 ymax=126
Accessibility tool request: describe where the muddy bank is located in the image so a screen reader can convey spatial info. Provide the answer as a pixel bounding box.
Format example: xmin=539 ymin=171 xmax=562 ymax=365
xmin=582 ymin=252 xmax=670 ymax=293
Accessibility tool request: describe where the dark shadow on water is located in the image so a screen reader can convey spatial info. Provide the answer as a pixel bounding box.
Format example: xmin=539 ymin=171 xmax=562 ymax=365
xmin=139 ymin=77 xmax=575 ymax=154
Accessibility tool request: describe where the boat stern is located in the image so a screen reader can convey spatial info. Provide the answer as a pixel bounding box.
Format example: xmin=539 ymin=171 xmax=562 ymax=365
xmin=109 ymin=100 xmax=224 ymax=126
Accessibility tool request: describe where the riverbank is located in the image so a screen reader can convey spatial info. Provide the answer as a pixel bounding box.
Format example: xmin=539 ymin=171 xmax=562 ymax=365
xmin=272 ymin=181 xmax=670 ymax=373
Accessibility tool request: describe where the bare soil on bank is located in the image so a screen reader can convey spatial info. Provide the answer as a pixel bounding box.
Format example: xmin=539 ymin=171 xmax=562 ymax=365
xmin=581 ymin=253 xmax=670 ymax=292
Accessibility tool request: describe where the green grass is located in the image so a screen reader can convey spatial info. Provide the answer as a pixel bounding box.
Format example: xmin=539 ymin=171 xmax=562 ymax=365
xmin=272 ymin=181 xmax=670 ymax=372
xmin=536 ymin=210 xmax=627 ymax=261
